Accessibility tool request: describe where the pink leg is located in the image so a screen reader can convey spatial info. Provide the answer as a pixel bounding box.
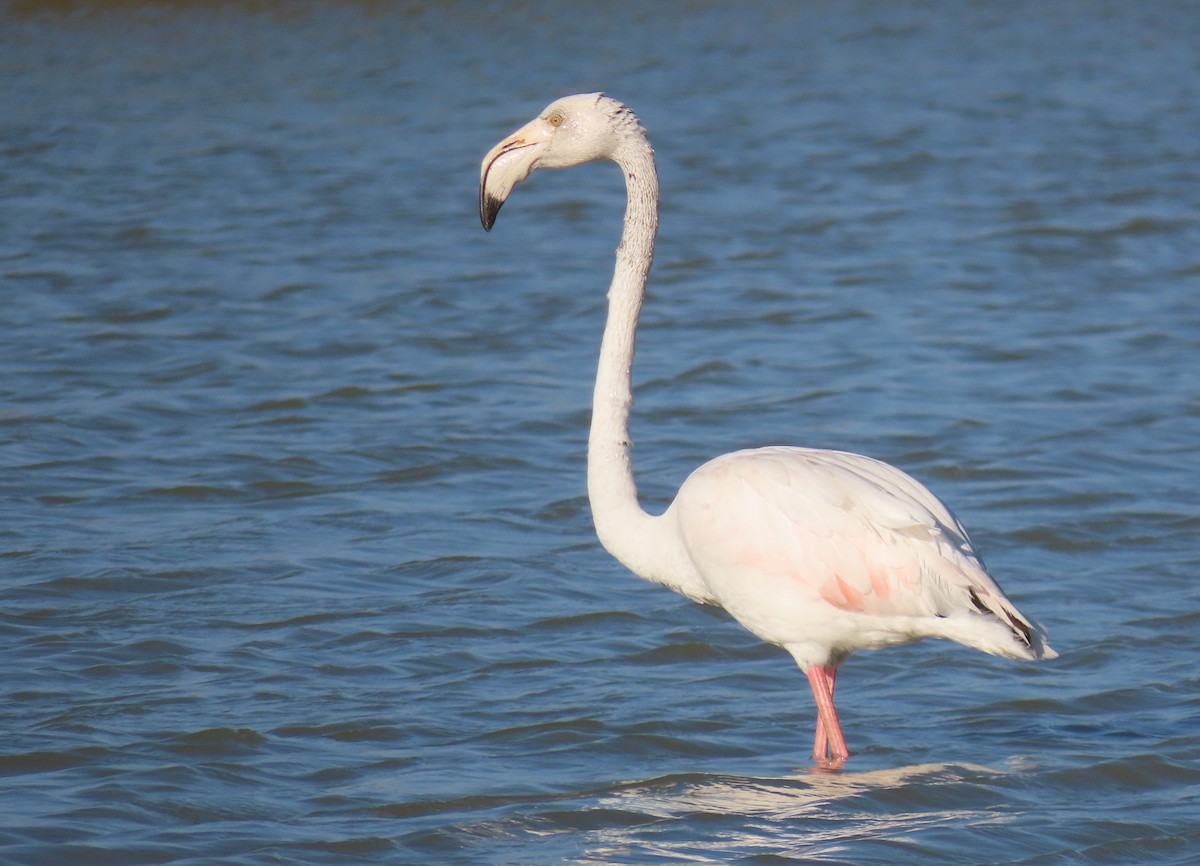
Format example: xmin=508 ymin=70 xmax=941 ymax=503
xmin=807 ymin=666 xmax=848 ymax=765
xmin=811 ymin=666 xmax=836 ymax=758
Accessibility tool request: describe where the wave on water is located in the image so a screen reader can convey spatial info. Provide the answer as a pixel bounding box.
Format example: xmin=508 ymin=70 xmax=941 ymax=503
xmin=402 ymin=756 xmax=1200 ymax=865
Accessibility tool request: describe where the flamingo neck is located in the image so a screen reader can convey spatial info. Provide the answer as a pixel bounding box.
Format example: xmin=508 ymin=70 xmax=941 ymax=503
xmin=586 ymin=136 xmax=663 ymax=578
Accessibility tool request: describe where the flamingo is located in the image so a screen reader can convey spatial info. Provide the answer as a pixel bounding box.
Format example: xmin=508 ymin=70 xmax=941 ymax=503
xmin=479 ymin=93 xmax=1055 ymax=766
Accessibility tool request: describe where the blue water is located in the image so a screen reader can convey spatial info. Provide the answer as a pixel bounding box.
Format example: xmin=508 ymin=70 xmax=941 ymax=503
xmin=3 ymin=2 xmax=1199 ymax=864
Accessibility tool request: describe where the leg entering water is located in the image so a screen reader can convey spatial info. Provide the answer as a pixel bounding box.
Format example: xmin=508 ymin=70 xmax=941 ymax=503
xmin=811 ymin=666 xmax=836 ymax=758
xmin=807 ymin=665 xmax=847 ymax=766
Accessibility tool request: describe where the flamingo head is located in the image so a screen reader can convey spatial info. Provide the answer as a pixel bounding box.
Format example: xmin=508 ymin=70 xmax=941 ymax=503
xmin=479 ymin=92 xmax=647 ymax=230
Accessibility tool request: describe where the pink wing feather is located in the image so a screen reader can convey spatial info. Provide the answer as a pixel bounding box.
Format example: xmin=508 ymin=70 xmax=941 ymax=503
xmin=669 ymin=446 xmax=1046 ymax=660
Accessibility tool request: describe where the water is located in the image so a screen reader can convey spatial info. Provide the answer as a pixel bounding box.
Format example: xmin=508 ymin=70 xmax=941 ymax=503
xmin=2 ymin=1 xmax=1199 ymax=863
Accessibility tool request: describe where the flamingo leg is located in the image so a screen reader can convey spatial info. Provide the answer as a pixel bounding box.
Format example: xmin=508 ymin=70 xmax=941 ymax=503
xmin=807 ymin=666 xmax=848 ymax=765
xmin=811 ymin=666 xmax=836 ymax=758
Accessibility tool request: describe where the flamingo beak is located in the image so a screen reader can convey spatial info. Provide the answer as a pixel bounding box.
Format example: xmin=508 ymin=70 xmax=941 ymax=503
xmin=479 ymin=118 xmax=548 ymax=230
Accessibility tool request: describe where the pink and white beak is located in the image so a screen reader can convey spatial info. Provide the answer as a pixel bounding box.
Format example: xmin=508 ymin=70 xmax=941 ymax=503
xmin=479 ymin=117 xmax=553 ymax=231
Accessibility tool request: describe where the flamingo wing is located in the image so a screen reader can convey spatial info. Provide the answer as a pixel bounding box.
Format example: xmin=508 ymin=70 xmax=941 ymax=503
xmin=668 ymin=446 xmax=1047 ymax=662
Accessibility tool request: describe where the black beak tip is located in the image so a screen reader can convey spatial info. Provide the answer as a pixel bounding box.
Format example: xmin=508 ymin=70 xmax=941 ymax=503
xmin=481 ymin=194 xmax=503 ymax=232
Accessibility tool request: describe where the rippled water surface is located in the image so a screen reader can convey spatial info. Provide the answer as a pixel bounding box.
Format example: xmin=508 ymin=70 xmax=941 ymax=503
xmin=3 ymin=2 xmax=1199 ymax=864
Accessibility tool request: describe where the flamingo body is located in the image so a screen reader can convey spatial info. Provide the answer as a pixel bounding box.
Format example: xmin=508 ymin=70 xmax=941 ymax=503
xmin=480 ymin=93 xmax=1054 ymax=766
xmin=669 ymin=446 xmax=1050 ymax=668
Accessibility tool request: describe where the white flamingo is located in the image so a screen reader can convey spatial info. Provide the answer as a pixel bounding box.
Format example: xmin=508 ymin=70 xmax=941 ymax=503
xmin=479 ymin=93 xmax=1055 ymax=766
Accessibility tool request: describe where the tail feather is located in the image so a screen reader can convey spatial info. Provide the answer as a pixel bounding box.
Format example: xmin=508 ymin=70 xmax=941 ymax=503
xmin=967 ymin=587 xmax=1057 ymax=660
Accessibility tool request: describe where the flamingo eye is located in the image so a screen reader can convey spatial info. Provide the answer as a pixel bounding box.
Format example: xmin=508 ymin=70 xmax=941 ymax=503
xmin=547 ymin=111 xmax=564 ymax=127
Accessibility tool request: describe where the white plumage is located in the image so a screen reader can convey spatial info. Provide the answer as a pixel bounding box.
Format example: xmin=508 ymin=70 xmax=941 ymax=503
xmin=480 ymin=93 xmax=1054 ymax=766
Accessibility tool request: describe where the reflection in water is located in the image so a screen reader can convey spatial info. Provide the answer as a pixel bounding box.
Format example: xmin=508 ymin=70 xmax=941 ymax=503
xmin=504 ymin=764 xmax=1010 ymax=864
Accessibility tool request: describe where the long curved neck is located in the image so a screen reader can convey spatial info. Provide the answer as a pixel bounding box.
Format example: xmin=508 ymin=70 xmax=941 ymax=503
xmin=586 ymin=135 xmax=662 ymax=577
